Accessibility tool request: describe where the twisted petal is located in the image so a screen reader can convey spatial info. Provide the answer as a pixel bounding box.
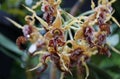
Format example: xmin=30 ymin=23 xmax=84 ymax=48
xmin=111 ymin=16 xmax=120 ymax=28
xmin=27 ymin=63 xmax=42 ymax=71
xmin=23 ymin=5 xmax=48 ymax=28
xmin=81 ymin=57 xmax=89 ymax=79
xmin=52 ymin=10 xmax=62 ymax=28
xmin=91 ymin=0 xmax=95 ymax=10
xmin=5 ymin=17 xmax=23 ymax=29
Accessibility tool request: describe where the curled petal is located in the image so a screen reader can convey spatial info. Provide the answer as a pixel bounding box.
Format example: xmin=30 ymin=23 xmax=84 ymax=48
xmin=37 ymin=63 xmax=48 ymax=74
xmin=36 ymin=54 xmax=51 ymax=73
xmin=25 ymin=15 xmax=35 ymax=25
xmin=28 ymin=63 xmax=42 ymax=71
xmin=70 ymin=48 xmax=83 ymax=65
xmin=23 ymin=5 xmax=48 ymax=28
xmin=91 ymin=0 xmax=95 ymax=10
xmin=81 ymin=57 xmax=89 ymax=79
xmin=33 ymin=51 xmax=48 ymax=56
xmin=42 ymin=54 xmax=51 ymax=63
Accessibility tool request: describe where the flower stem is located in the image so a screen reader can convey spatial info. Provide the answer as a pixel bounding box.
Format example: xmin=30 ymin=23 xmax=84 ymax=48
xmin=50 ymin=63 xmax=57 ymax=79
xmin=68 ymin=29 xmax=73 ymax=40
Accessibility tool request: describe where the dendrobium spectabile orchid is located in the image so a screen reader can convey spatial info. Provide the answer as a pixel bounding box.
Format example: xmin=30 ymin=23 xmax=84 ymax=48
xmin=6 ymin=0 xmax=120 ymax=79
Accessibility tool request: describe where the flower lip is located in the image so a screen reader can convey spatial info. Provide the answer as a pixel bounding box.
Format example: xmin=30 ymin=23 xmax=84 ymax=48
xmin=99 ymin=24 xmax=111 ymax=35
xmin=97 ymin=45 xmax=111 ymax=57
xmin=52 ymin=28 xmax=63 ymax=37
xmin=22 ymin=25 xmax=34 ymax=38
xmin=83 ymin=26 xmax=95 ymax=47
xmin=56 ymin=38 xmax=65 ymax=47
xmin=48 ymin=39 xmax=55 ymax=47
xmin=96 ymin=33 xmax=107 ymax=46
xmin=84 ymin=26 xmax=94 ymax=37
xmin=69 ymin=48 xmax=84 ymax=67
xmin=70 ymin=48 xmax=83 ymax=61
xmin=16 ymin=36 xmax=27 ymax=50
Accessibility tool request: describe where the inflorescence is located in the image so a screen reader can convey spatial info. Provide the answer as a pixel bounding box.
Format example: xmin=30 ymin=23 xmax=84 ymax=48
xmin=6 ymin=0 xmax=120 ymax=79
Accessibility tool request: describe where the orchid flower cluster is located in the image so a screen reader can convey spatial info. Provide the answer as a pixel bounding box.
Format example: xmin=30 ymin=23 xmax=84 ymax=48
xmin=6 ymin=0 xmax=120 ymax=79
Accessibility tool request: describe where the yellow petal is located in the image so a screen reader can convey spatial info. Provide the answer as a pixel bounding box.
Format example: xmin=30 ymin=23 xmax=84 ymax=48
xmin=32 ymin=1 xmax=42 ymax=9
xmin=44 ymin=31 xmax=53 ymax=40
xmin=52 ymin=10 xmax=62 ymax=28
xmin=23 ymin=5 xmax=35 ymax=13
xmin=33 ymin=51 xmax=47 ymax=56
xmin=64 ymin=19 xmax=78 ymax=30
xmin=107 ymin=43 xmax=120 ymax=55
xmin=25 ymin=15 xmax=35 ymax=25
xmin=5 ymin=17 xmax=23 ymax=29
xmin=34 ymin=14 xmax=48 ymax=28
xmin=101 ymin=0 xmax=108 ymax=4
xmin=48 ymin=0 xmax=54 ymax=5
xmin=60 ymin=54 xmax=72 ymax=75
xmin=98 ymin=0 xmax=102 ymax=5
xmin=55 ymin=0 xmax=62 ymax=5
xmin=74 ymin=28 xmax=84 ymax=40
xmin=81 ymin=57 xmax=89 ymax=79
xmin=23 ymin=5 xmax=48 ymax=28
xmin=60 ymin=72 xmax=65 ymax=79
xmin=111 ymin=16 xmax=120 ymax=28
xmin=91 ymin=0 xmax=95 ymax=10
xmin=108 ymin=0 xmax=116 ymax=5
xmin=64 ymin=11 xmax=75 ymax=19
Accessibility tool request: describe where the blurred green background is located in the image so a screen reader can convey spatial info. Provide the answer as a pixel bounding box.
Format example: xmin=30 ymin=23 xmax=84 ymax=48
xmin=0 ymin=0 xmax=120 ymax=79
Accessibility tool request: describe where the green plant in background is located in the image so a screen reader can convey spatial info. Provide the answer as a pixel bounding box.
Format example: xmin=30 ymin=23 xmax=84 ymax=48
xmin=1 ymin=0 xmax=120 ymax=79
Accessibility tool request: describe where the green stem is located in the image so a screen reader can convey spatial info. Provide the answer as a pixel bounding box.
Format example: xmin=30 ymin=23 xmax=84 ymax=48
xmin=79 ymin=10 xmax=94 ymax=16
xmin=26 ymin=68 xmax=33 ymax=79
xmin=50 ymin=63 xmax=57 ymax=79
xmin=68 ymin=29 xmax=73 ymax=40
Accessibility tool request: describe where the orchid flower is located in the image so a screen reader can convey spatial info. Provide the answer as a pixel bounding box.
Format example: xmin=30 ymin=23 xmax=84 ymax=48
xmin=6 ymin=0 xmax=120 ymax=79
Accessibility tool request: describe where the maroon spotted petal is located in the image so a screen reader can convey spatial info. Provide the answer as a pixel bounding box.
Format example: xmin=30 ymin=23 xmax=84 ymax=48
xmin=84 ymin=27 xmax=95 ymax=47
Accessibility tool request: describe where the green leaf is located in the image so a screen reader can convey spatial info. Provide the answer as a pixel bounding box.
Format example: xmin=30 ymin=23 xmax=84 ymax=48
xmin=105 ymin=66 xmax=120 ymax=73
xmin=0 ymin=46 xmax=22 ymax=64
xmin=0 ymin=34 xmax=23 ymax=55
xmin=88 ymin=63 xmax=112 ymax=79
